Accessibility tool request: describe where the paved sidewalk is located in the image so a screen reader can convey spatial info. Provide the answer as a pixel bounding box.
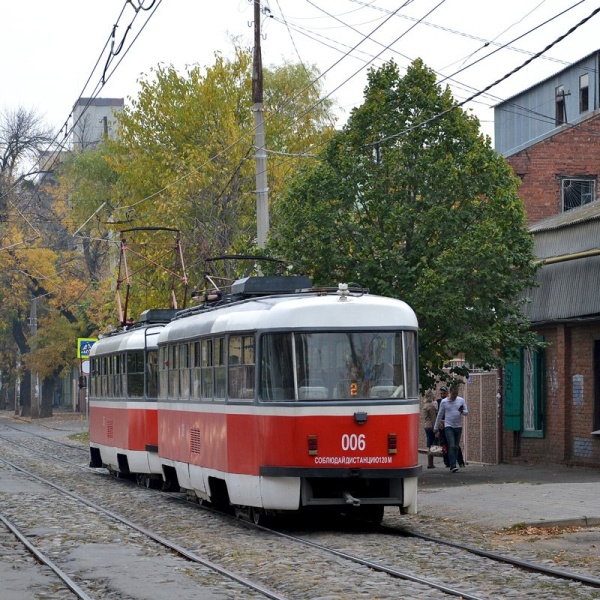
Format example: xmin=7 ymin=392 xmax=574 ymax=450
xmin=418 ymin=453 xmax=600 ymax=530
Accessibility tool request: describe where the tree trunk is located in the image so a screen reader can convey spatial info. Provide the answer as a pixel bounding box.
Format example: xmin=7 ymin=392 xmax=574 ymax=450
xmin=40 ymin=376 xmax=54 ymax=418
xmin=20 ymin=370 xmax=31 ymax=417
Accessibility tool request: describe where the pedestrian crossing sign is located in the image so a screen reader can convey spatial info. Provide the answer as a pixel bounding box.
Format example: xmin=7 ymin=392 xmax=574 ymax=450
xmin=77 ymin=338 xmax=98 ymax=359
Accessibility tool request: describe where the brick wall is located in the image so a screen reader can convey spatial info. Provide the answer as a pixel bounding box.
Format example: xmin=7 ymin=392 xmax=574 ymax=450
xmin=502 ymin=321 xmax=600 ymax=466
xmin=506 ymin=113 xmax=600 ymax=225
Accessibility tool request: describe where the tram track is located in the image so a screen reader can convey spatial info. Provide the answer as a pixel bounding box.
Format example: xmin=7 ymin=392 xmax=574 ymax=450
xmin=0 ymin=511 xmax=93 ymax=600
xmin=382 ymin=524 xmax=600 ymax=589
xmin=0 ymin=454 xmax=285 ymax=600
xmin=2 ymin=419 xmax=600 ymax=599
xmin=0 ymin=432 xmax=476 ymax=599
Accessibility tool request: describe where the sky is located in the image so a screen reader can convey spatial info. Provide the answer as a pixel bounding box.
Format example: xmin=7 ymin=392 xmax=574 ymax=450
xmin=2 ymin=0 xmax=600 ymax=146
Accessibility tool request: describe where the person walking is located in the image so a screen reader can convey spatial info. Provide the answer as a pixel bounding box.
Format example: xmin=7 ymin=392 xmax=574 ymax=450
xmin=421 ymin=390 xmax=438 ymax=469
xmin=435 ymin=385 xmax=448 ymax=411
xmin=434 ymin=383 xmax=468 ymax=473
xmin=436 ymin=386 xmax=450 ymax=467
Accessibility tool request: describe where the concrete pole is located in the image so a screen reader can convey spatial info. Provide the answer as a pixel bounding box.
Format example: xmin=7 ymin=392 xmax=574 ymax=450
xmin=30 ymin=296 xmax=39 ymax=419
xmin=253 ymin=0 xmax=269 ymax=248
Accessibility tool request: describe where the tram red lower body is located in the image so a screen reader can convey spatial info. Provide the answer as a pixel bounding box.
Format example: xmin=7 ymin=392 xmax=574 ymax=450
xmin=157 ymin=409 xmax=419 ymax=475
xmin=89 ymin=404 xmax=158 ymax=451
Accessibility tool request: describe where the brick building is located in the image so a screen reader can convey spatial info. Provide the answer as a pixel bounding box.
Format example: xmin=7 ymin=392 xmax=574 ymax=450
xmin=494 ymin=50 xmax=600 ymax=466
xmin=504 ymin=205 xmax=600 ymax=465
xmin=496 ymin=49 xmax=600 ymax=225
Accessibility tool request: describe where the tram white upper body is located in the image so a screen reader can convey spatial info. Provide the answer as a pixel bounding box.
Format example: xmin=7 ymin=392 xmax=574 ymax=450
xmin=159 ymin=293 xmax=418 ymax=345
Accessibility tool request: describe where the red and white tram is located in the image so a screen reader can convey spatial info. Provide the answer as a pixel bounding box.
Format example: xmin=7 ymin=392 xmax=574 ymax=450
xmin=89 ymin=276 xmax=421 ymax=522
xmin=88 ymin=309 xmax=176 ymax=485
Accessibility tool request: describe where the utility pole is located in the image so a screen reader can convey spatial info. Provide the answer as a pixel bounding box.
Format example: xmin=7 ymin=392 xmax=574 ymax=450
xmin=253 ymin=0 xmax=269 ymax=248
xmin=29 ymin=296 xmax=40 ymax=419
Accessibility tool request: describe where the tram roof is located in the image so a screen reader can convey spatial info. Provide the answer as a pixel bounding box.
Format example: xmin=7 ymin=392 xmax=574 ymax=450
xmin=90 ymin=323 xmax=166 ymax=356
xmin=158 ymin=293 xmax=417 ymax=344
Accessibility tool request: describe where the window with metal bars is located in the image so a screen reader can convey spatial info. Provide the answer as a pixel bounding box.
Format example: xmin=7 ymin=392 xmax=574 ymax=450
xmin=562 ymin=177 xmax=595 ymax=211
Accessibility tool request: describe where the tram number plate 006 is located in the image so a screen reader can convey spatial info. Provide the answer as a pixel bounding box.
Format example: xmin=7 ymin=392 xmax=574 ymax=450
xmin=341 ymin=433 xmax=366 ymax=451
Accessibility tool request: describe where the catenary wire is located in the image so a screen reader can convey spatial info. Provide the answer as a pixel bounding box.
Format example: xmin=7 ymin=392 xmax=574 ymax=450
xmin=105 ymin=0 xmax=417 ymax=218
xmin=367 ymin=4 xmax=600 ymax=146
xmin=0 ymin=0 xmax=162 ymax=207
xmin=60 ymin=2 xmax=600 ymax=242
xmin=0 ymin=0 xmax=163 ymax=253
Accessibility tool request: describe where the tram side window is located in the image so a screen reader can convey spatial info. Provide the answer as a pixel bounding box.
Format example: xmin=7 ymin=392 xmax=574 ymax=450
xmin=190 ymin=341 xmax=201 ymax=399
xmin=106 ymin=354 xmax=113 ymax=397
xmin=200 ymin=339 xmax=213 ymax=400
xmin=168 ymin=345 xmax=179 ymax=398
xmin=147 ymin=350 xmax=158 ymax=398
xmin=214 ymin=337 xmax=226 ymax=399
xmin=228 ymin=335 xmax=255 ymax=400
xmin=101 ymin=356 xmax=108 ymax=397
xmin=159 ymin=347 xmax=168 ymax=397
xmin=120 ymin=353 xmax=127 ymax=398
xmin=90 ymin=358 xmax=98 ymax=397
xmin=260 ymin=333 xmax=295 ymax=401
xmin=112 ymin=354 xmax=121 ymax=397
xmin=113 ymin=354 xmax=121 ymax=398
xmin=113 ymin=354 xmax=119 ymax=397
xmin=179 ymin=343 xmax=190 ymax=400
xmin=127 ymin=351 xmax=144 ymax=398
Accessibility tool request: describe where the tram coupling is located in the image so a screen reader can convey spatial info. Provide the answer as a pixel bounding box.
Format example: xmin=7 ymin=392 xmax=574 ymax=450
xmin=343 ymin=492 xmax=361 ymax=507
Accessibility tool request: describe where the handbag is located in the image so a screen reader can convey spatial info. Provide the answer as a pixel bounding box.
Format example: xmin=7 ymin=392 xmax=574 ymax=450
xmin=429 ymin=444 xmax=442 ymax=456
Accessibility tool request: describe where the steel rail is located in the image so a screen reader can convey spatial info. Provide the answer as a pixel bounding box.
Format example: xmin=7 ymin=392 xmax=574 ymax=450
xmin=0 ymin=456 xmax=288 ymax=600
xmin=382 ymin=525 xmax=600 ymax=589
xmin=0 ymin=512 xmax=94 ymax=600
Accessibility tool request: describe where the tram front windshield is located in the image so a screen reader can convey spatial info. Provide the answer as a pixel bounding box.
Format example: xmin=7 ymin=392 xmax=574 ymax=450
xmin=260 ymin=331 xmax=418 ymax=402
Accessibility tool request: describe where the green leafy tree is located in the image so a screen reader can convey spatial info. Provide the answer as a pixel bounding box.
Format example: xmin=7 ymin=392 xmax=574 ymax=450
xmin=270 ymin=59 xmax=538 ymax=389
xmin=57 ymin=46 xmax=334 ymax=324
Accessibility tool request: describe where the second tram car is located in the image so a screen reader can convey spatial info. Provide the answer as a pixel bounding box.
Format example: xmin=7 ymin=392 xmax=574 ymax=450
xmin=89 ymin=309 xmax=176 ymax=485
xmin=89 ymin=276 xmax=421 ymax=522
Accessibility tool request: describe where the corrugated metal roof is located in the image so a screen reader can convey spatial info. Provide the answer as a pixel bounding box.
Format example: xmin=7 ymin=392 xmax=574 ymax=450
xmin=529 ymin=200 xmax=600 ymax=233
xmin=524 ymin=203 xmax=600 ymax=322
xmin=533 ymin=223 xmax=600 ymax=260
xmin=522 ymin=255 xmax=600 ymax=322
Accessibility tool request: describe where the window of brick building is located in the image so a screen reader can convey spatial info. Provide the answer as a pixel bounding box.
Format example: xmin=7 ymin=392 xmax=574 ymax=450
xmin=561 ymin=177 xmax=596 ymax=211
xmin=555 ymin=85 xmax=567 ymax=126
xmin=579 ymin=73 xmax=589 ymax=113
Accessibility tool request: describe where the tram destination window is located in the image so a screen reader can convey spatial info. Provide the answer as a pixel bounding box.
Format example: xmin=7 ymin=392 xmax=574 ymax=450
xmin=260 ymin=330 xmax=417 ymax=402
